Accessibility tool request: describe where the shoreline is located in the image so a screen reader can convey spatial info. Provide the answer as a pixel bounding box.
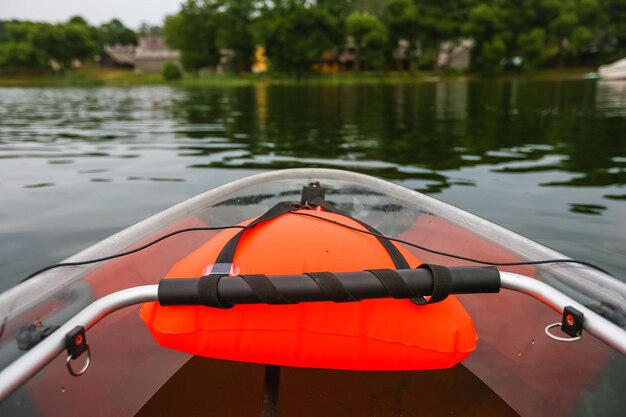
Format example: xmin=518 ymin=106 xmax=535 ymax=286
xmin=0 ymin=67 xmax=593 ymax=87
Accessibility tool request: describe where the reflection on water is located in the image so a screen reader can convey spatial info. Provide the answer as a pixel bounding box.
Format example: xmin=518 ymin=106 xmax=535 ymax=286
xmin=596 ymin=81 xmax=626 ymax=117
xmin=0 ymin=81 xmax=625 ymax=290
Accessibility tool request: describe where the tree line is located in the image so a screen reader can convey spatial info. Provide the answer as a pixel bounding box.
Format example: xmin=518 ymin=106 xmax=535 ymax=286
xmin=165 ymin=0 xmax=625 ymax=74
xmin=1 ymin=0 xmax=625 ymax=74
xmin=0 ymin=17 xmax=144 ymax=71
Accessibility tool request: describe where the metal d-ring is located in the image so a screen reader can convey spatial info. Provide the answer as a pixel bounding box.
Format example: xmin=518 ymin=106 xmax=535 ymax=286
xmin=65 ymin=344 xmax=91 ymax=377
xmin=545 ymin=323 xmax=582 ymax=342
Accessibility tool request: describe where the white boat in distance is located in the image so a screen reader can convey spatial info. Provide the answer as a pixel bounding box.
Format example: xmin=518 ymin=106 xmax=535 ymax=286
xmin=598 ymin=57 xmax=626 ymax=80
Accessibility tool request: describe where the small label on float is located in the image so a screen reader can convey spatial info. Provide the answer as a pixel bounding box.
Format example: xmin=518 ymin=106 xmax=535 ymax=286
xmin=202 ymin=263 xmax=240 ymax=276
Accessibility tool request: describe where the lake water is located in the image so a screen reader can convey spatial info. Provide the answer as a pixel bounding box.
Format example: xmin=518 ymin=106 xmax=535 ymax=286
xmin=0 ymin=81 xmax=625 ymax=292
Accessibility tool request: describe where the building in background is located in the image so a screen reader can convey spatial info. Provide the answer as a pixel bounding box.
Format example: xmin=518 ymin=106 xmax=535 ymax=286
xmin=312 ymin=50 xmax=341 ymax=73
xmin=101 ymin=35 xmax=180 ymax=72
xmin=392 ymin=39 xmax=411 ymax=71
xmin=437 ymin=39 xmax=474 ymax=71
xmin=101 ymin=45 xmax=135 ymax=69
xmin=134 ymin=35 xmax=180 ymax=72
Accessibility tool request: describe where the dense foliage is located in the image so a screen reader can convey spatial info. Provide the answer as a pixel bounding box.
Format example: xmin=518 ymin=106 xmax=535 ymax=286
xmin=1 ymin=0 xmax=625 ymax=74
xmin=347 ymin=12 xmax=388 ymax=70
xmin=164 ymin=1 xmax=221 ymax=71
xmin=0 ymin=17 xmax=137 ymax=71
xmin=162 ymin=61 xmax=182 ymax=80
xmin=166 ymin=0 xmax=626 ymax=74
xmin=258 ymin=3 xmax=337 ymax=73
xmin=99 ymin=19 xmax=137 ymax=47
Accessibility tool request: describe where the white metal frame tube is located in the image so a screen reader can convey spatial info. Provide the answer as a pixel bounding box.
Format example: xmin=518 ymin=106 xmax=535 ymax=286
xmin=500 ymin=272 xmax=626 ymax=355
xmin=0 ymin=285 xmax=158 ymax=403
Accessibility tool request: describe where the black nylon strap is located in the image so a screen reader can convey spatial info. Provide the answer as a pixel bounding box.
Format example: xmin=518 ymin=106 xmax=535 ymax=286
xmin=215 ymin=202 xmax=297 ymax=264
xmin=415 ymin=264 xmax=452 ymax=304
xmin=240 ymin=274 xmax=293 ymax=305
xmin=366 ymin=269 xmax=413 ymax=299
xmin=198 ymin=275 xmax=233 ymax=309
xmin=305 ymin=272 xmax=359 ymax=302
xmin=308 ymin=197 xmax=411 ymax=270
xmin=216 ymin=197 xmax=412 ymax=272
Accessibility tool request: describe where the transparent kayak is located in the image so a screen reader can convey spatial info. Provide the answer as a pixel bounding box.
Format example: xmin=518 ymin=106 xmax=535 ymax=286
xmin=0 ymin=168 xmax=624 ymax=417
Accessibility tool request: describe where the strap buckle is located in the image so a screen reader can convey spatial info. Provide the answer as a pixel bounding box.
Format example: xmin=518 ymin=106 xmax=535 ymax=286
xmin=203 ymin=263 xmax=240 ymax=276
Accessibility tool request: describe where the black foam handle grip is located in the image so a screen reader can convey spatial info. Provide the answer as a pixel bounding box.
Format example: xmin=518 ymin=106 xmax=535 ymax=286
xmin=157 ymin=265 xmax=500 ymax=307
xmin=158 ymin=278 xmax=201 ymax=305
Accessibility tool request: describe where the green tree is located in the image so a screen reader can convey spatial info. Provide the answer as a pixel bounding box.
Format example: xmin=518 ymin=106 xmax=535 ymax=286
xmin=98 ymin=19 xmax=137 ymax=46
xmin=162 ymin=61 xmax=182 ymax=80
xmin=353 ymin=0 xmax=385 ymax=15
xmin=0 ymin=20 xmax=97 ymax=70
xmin=383 ymin=0 xmax=419 ymax=70
xmin=316 ymin=0 xmax=356 ymax=50
xmin=28 ymin=23 xmax=70 ymax=68
xmin=65 ymin=15 xmax=100 ymax=59
xmin=67 ymin=16 xmax=89 ymax=26
xmin=551 ymin=10 xmax=580 ymax=66
xmin=347 ymin=11 xmax=388 ymax=71
xmin=550 ymin=0 xmax=600 ymax=66
xmin=0 ymin=39 xmax=45 ymax=69
xmin=30 ymin=22 xmax=96 ymax=68
xmin=0 ymin=21 xmax=12 ymax=44
xmin=518 ymin=28 xmax=553 ymax=67
xmin=259 ymin=3 xmax=336 ymax=73
xmin=62 ymin=20 xmax=99 ymax=64
xmin=1 ymin=21 xmax=36 ymax=44
xmin=418 ymin=0 xmax=469 ymax=69
xmin=164 ymin=0 xmax=221 ymax=71
xmin=598 ymin=0 xmax=626 ymax=61
xmin=215 ymin=0 xmax=256 ymax=72
xmin=463 ymin=3 xmax=508 ymax=74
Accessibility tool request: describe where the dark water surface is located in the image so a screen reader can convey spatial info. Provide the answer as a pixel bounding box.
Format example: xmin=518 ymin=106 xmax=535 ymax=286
xmin=0 ymin=81 xmax=625 ymax=292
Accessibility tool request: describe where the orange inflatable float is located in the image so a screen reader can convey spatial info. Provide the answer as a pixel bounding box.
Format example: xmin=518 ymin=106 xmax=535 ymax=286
xmin=141 ymin=204 xmax=477 ymax=370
